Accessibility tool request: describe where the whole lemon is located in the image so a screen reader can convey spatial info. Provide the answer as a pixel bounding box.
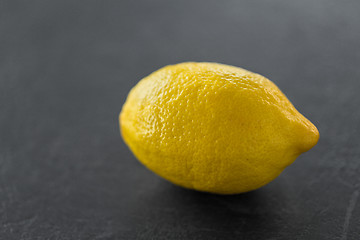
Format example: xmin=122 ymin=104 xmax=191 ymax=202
xmin=120 ymin=62 xmax=319 ymax=194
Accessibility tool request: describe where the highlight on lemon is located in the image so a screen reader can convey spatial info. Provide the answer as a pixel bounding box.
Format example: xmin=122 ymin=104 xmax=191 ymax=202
xmin=120 ymin=62 xmax=319 ymax=194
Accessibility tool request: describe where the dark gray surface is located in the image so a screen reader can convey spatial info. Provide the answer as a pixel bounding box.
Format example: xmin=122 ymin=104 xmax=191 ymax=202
xmin=1 ymin=0 xmax=360 ymax=239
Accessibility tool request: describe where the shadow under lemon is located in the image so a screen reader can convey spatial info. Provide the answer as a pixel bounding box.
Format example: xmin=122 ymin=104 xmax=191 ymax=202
xmin=129 ymin=180 xmax=283 ymax=239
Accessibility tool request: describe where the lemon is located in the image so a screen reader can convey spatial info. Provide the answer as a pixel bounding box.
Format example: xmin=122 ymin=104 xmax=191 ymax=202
xmin=119 ymin=62 xmax=319 ymax=194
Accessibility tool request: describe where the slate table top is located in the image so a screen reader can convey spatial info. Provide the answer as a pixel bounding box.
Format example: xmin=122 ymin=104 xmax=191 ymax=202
xmin=1 ymin=1 xmax=360 ymax=239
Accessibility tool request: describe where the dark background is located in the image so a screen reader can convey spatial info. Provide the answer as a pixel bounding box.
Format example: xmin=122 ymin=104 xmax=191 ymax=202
xmin=1 ymin=0 xmax=360 ymax=239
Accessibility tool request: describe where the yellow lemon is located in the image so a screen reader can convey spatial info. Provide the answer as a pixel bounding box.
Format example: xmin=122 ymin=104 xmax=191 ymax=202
xmin=120 ymin=62 xmax=319 ymax=194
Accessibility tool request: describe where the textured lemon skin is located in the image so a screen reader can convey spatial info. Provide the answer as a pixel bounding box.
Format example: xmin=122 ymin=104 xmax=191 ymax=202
xmin=120 ymin=62 xmax=319 ymax=194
